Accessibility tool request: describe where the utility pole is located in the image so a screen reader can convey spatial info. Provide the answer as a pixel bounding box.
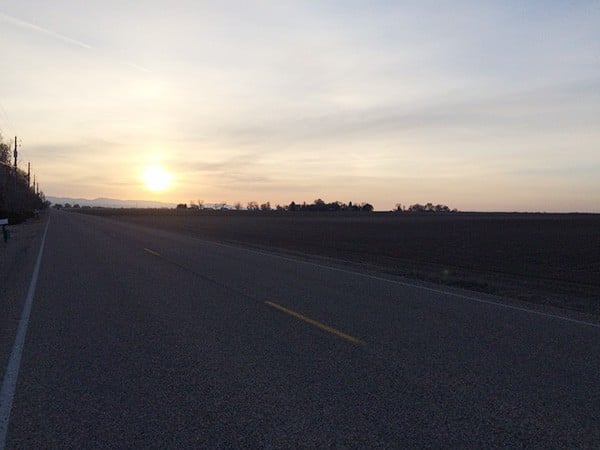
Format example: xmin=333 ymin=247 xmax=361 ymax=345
xmin=13 ymin=136 xmax=17 ymax=171
xmin=13 ymin=136 xmax=17 ymax=190
xmin=27 ymin=162 xmax=30 ymax=188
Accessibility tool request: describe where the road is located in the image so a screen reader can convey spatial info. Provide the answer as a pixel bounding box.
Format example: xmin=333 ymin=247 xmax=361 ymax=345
xmin=1 ymin=210 xmax=599 ymax=447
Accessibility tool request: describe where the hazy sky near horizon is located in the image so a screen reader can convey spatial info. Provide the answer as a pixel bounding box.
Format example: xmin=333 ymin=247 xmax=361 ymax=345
xmin=0 ymin=1 xmax=598 ymax=211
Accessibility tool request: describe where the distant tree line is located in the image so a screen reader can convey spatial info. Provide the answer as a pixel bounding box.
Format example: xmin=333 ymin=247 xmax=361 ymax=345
xmin=0 ymin=134 xmax=48 ymax=222
xmin=394 ymin=202 xmax=457 ymax=213
xmin=174 ymin=198 xmax=457 ymax=213
xmin=172 ymin=198 xmax=375 ymax=212
xmin=53 ymin=203 xmax=88 ymax=209
xmin=244 ymin=199 xmax=374 ymax=212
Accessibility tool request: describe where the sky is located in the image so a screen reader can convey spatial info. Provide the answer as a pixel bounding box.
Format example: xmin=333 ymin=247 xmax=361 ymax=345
xmin=0 ymin=1 xmax=598 ymax=212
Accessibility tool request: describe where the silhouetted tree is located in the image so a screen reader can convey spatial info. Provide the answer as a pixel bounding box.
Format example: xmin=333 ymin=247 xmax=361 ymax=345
xmin=406 ymin=202 xmax=455 ymax=213
xmin=280 ymin=198 xmax=376 ymax=212
xmin=313 ymin=198 xmax=326 ymax=211
xmin=0 ymin=141 xmax=10 ymax=164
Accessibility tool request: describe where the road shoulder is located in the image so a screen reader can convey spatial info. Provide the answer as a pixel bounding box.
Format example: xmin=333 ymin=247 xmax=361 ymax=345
xmin=0 ymin=215 xmax=48 ymax=380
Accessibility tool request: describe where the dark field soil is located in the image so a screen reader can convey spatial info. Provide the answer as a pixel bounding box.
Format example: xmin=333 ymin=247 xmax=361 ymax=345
xmin=80 ymin=210 xmax=600 ymax=316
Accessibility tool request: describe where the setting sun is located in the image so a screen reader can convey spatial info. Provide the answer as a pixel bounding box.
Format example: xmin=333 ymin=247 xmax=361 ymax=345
xmin=141 ymin=165 xmax=172 ymax=192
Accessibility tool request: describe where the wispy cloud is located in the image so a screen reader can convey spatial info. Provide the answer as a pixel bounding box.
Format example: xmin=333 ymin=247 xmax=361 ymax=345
xmin=206 ymin=78 xmax=600 ymax=147
xmin=126 ymin=62 xmax=152 ymax=73
xmin=0 ymin=11 xmax=91 ymax=49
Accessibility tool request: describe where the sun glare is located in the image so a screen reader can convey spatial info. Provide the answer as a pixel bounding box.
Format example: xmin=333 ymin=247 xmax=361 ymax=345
xmin=142 ymin=165 xmax=172 ymax=192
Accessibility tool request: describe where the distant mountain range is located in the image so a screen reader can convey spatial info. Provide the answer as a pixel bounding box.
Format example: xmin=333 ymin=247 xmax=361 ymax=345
xmin=46 ymin=196 xmax=177 ymax=209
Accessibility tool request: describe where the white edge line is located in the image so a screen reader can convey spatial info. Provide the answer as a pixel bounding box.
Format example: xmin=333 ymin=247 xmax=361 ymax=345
xmin=0 ymin=217 xmax=50 ymax=448
xmin=191 ymin=237 xmax=600 ymax=330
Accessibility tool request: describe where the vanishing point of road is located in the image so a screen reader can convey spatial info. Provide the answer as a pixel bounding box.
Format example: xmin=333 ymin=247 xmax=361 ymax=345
xmin=1 ymin=210 xmax=599 ymax=447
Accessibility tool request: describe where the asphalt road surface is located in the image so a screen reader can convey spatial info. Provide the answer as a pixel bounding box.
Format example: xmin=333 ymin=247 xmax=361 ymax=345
xmin=2 ymin=210 xmax=599 ymax=448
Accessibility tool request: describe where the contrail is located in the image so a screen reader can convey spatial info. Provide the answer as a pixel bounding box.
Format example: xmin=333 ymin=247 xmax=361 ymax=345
xmin=127 ymin=62 xmax=152 ymax=74
xmin=0 ymin=11 xmax=91 ymax=49
xmin=0 ymin=11 xmax=151 ymax=73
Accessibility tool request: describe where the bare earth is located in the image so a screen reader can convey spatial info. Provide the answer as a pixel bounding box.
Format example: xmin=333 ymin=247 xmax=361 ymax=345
xmin=78 ymin=210 xmax=600 ymax=316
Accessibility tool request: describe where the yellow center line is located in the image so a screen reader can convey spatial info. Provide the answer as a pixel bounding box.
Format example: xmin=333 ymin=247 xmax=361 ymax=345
xmin=144 ymin=248 xmax=161 ymax=257
xmin=264 ymin=301 xmax=366 ymax=346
